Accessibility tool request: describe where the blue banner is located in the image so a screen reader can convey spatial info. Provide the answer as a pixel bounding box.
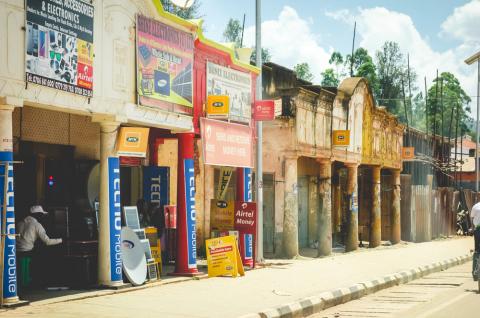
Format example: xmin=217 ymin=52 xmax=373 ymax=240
xmin=0 ymin=151 xmax=17 ymax=299
xmin=184 ymin=159 xmax=197 ymax=268
xmin=143 ymin=166 xmax=169 ymax=207
xmin=108 ymin=157 xmax=122 ymax=282
xmin=243 ymin=168 xmax=252 ymax=202
xmin=244 ymin=233 xmax=253 ymax=260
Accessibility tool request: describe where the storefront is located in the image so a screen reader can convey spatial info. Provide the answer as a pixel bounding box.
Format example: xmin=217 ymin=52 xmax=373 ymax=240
xmin=0 ymin=0 xmax=197 ymax=305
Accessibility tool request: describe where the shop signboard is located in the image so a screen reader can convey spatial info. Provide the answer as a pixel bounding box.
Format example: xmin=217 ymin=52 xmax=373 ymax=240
xmin=184 ymin=158 xmax=197 ymax=268
xmin=136 ymin=15 xmax=194 ymax=114
xmin=143 ymin=166 xmax=169 ymax=208
xmin=206 ymin=95 xmax=229 ymax=119
xmin=108 ymin=157 xmax=122 ymax=282
xmin=200 ymin=118 xmax=254 ymax=168
xmin=210 ymin=199 xmax=234 ymax=231
xmin=402 ymin=147 xmax=415 ymax=160
xmin=25 ymin=0 xmax=94 ymax=97
xmin=234 ymin=201 xmax=256 ymax=268
xmin=206 ymin=62 xmax=252 ymax=123
xmin=332 ymin=130 xmax=350 ymax=147
xmin=216 ymin=167 xmax=234 ymax=200
xmin=117 ymin=127 xmax=150 ymax=158
xmin=205 ymin=235 xmax=244 ymax=278
xmin=253 ymin=100 xmax=275 ymax=121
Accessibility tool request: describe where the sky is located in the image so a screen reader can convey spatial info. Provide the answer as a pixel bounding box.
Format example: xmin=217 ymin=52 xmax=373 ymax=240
xmin=197 ymin=0 xmax=480 ymax=111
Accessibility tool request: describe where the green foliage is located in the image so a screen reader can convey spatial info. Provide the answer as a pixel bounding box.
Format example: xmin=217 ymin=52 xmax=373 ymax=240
xmin=161 ymin=0 xmax=202 ymax=19
xmin=294 ymin=62 xmax=314 ymax=82
xmin=250 ymin=47 xmax=271 ymax=65
xmin=223 ymin=18 xmax=242 ymax=47
xmin=426 ymin=72 xmax=471 ymax=138
xmin=321 ymin=68 xmax=340 ymax=87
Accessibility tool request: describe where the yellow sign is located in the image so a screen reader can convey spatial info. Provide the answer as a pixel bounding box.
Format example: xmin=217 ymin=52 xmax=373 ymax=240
xmin=205 ymin=235 xmax=244 ymax=278
xmin=207 ymin=95 xmax=229 ymax=118
xmin=216 ymin=167 xmax=234 ymax=200
xmin=117 ymin=127 xmax=150 ymax=157
xmin=402 ymin=147 xmax=415 ymax=160
xmin=332 ymin=130 xmax=350 ymax=146
xmin=210 ymin=199 xmax=234 ymax=231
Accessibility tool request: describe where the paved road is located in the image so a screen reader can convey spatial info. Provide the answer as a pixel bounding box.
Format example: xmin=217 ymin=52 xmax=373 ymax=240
xmin=312 ymin=261 xmax=479 ymax=318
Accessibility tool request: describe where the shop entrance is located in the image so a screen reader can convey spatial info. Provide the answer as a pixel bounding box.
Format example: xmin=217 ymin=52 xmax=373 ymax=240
xmin=298 ymin=176 xmax=309 ymax=248
xmin=263 ymin=174 xmax=275 ymax=255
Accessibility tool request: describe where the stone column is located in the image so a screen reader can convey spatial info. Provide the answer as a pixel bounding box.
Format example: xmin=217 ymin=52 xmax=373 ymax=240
xmin=345 ymin=164 xmax=358 ymax=252
xmin=0 ymin=104 xmax=19 ymax=303
xmin=97 ymin=121 xmax=123 ymax=287
xmin=391 ymin=169 xmax=401 ymax=244
xmin=370 ymin=166 xmax=382 ymax=248
xmin=317 ymin=160 xmax=332 ymax=257
xmin=283 ymin=156 xmax=299 ymax=258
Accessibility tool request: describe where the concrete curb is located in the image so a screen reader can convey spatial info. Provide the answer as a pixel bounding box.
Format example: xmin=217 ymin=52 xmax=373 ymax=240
xmin=239 ymin=253 xmax=472 ymax=318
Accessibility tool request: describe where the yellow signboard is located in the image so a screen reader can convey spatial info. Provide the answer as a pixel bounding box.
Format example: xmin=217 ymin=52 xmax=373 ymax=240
xmin=332 ymin=130 xmax=350 ymax=146
xmin=210 ymin=199 xmax=234 ymax=231
xmin=117 ymin=127 xmax=150 ymax=157
xmin=402 ymin=147 xmax=415 ymax=160
xmin=207 ymin=95 xmax=229 ymax=118
xmin=205 ymin=235 xmax=244 ymax=278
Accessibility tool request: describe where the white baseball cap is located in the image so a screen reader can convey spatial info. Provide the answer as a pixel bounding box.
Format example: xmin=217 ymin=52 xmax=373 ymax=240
xmin=30 ymin=205 xmax=48 ymax=214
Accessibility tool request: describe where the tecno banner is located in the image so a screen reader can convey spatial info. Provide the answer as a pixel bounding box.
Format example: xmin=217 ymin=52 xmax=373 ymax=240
xmin=200 ymin=118 xmax=254 ymax=168
xmin=25 ymin=0 xmax=94 ymax=97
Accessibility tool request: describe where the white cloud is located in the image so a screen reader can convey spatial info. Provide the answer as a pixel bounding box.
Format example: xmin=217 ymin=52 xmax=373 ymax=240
xmin=325 ymin=9 xmax=354 ymax=25
xmin=441 ymin=0 xmax=480 ymax=43
xmin=243 ymin=6 xmax=331 ymax=82
xmin=326 ymin=4 xmax=478 ymax=110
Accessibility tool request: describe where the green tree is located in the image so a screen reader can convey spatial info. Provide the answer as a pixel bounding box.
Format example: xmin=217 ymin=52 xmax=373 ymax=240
xmin=426 ymin=72 xmax=471 ymax=138
xmin=321 ymin=68 xmax=339 ymax=87
xmin=161 ymin=0 xmax=202 ymax=19
xmin=294 ymin=62 xmax=314 ymax=82
xmin=250 ymin=47 xmax=271 ymax=65
xmin=329 ymin=51 xmax=344 ymax=79
xmin=223 ymin=18 xmax=242 ymax=47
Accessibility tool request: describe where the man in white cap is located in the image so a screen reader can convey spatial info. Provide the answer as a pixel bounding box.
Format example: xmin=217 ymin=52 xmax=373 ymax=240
xmin=17 ymin=205 xmax=63 ymax=253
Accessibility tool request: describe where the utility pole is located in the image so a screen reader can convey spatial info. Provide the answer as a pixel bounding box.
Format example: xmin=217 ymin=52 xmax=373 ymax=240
xmin=255 ymin=0 xmax=264 ymax=263
xmin=465 ymin=51 xmax=480 ymax=193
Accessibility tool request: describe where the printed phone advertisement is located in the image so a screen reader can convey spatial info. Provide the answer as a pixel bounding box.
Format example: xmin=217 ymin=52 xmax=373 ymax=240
xmin=25 ymin=0 xmax=94 ymax=97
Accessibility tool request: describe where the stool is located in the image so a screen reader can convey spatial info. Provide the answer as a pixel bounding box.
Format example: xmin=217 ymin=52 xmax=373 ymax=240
xmin=19 ymin=256 xmax=32 ymax=288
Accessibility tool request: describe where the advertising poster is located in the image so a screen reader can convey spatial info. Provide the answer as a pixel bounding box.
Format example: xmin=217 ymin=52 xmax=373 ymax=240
xmin=205 ymin=235 xmax=244 ymax=278
xmin=207 ymin=62 xmax=252 ymax=123
xmin=25 ymin=0 xmax=94 ymax=97
xmin=117 ymin=127 xmax=150 ymax=157
xmin=210 ymin=199 xmax=234 ymax=231
xmin=142 ymin=166 xmax=169 ymax=208
xmin=136 ymin=15 xmax=194 ymax=114
xmin=200 ymin=118 xmax=254 ymax=168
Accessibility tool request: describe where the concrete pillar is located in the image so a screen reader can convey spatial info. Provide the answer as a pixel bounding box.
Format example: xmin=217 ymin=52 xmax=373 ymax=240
xmin=0 ymin=105 xmax=19 ymax=303
xmin=391 ymin=169 xmax=401 ymax=244
xmin=332 ymin=171 xmax=341 ymax=245
xmin=370 ymin=166 xmax=382 ymax=248
xmin=283 ymin=156 xmax=299 ymax=258
xmin=173 ymin=133 xmax=199 ymax=275
xmin=317 ymin=160 xmax=332 ymax=257
xmin=345 ymin=164 xmax=358 ymax=252
xmin=97 ymin=121 xmax=123 ymax=287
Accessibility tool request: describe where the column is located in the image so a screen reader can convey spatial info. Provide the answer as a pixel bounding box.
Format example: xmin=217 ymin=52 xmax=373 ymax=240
xmin=345 ymin=164 xmax=358 ymax=252
xmin=391 ymin=169 xmax=401 ymax=244
xmin=370 ymin=166 xmax=381 ymax=248
xmin=97 ymin=121 xmax=123 ymax=287
xmin=0 ymin=105 xmax=19 ymax=304
xmin=283 ymin=156 xmax=299 ymax=258
xmin=332 ymin=171 xmax=341 ymax=245
xmin=317 ymin=160 xmax=332 ymax=257
xmin=173 ymin=133 xmax=199 ymax=275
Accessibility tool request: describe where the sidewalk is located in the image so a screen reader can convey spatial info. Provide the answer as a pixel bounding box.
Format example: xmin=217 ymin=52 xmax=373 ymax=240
xmin=1 ymin=237 xmax=473 ymax=318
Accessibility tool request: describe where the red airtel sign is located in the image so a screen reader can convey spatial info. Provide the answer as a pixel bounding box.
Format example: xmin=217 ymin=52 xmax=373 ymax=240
xmin=253 ymin=100 xmax=275 ymax=121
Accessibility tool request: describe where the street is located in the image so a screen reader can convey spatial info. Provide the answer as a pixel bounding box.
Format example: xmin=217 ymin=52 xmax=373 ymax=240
xmin=313 ymin=261 xmax=479 ymax=318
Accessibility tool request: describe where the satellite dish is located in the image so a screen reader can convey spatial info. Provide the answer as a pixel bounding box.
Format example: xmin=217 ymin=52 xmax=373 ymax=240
xmin=87 ymin=163 xmax=100 ymax=209
xmin=170 ymin=0 xmax=194 ymax=9
xmin=121 ymin=227 xmax=147 ymax=286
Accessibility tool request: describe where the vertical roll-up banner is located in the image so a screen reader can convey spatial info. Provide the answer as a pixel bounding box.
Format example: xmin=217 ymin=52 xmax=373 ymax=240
xmin=243 ymin=168 xmax=252 ymax=202
xmin=184 ymin=158 xmax=197 ymax=268
xmin=108 ymin=157 xmax=122 ymax=282
xmin=0 ymin=151 xmax=17 ymax=300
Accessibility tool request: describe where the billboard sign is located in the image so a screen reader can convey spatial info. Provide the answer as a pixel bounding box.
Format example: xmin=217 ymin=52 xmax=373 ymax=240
xmin=136 ymin=15 xmax=194 ymax=114
xmin=332 ymin=130 xmax=350 ymax=147
xmin=25 ymin=0 xmax=94 ymax=97
xmin=117 ymin=127 xmax=150 ymax=158
xmin=253 ymin=100 xmax=275 ymax=121
xmin=200 ymin=118 xmax=254 ymax=168
xmin=206 ymin=62 xmax=252 ymax=123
